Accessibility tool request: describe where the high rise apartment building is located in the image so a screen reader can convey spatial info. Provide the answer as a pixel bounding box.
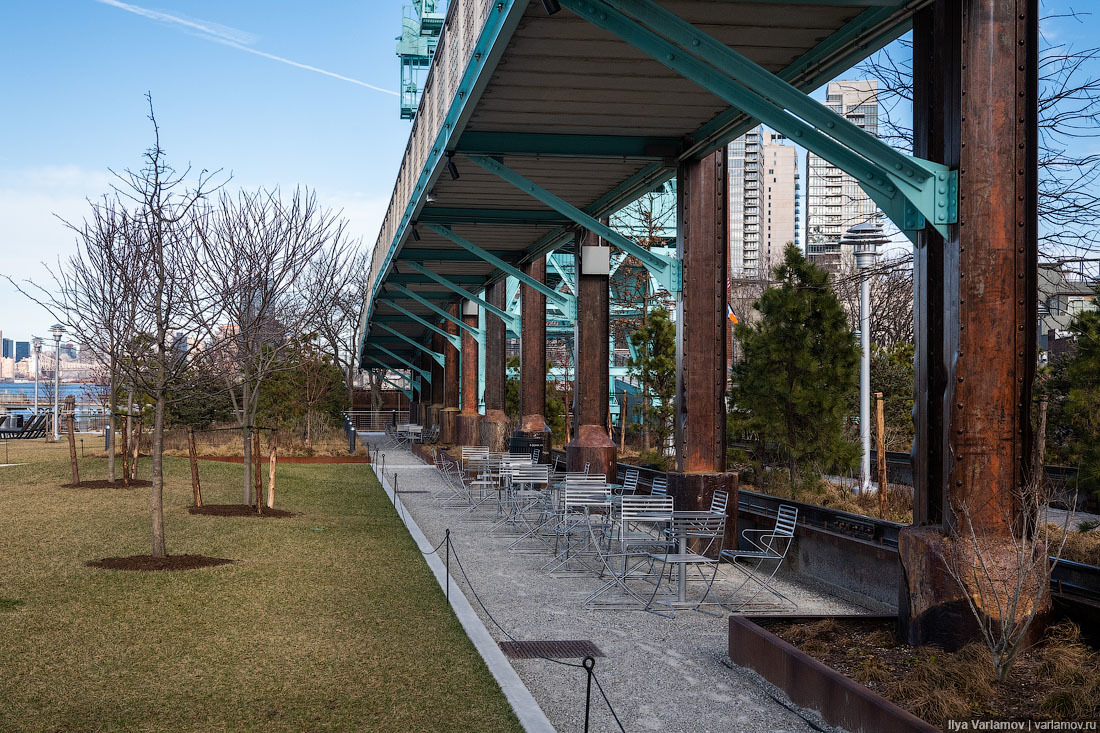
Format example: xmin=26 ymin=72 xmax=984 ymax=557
xmin=728 ymin=126 xmax=800 ymax=278
xmin=805 ymin=80 xmax=880 ymax=271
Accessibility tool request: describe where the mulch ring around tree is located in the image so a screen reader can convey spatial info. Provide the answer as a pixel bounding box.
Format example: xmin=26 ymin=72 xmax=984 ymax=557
xmin=62 ymin=479 xmax=151 ymax=489
xmin=86 ymin=554 xmax=233 ymax=572
xmin=188 ymin=504 xmax=297 ymax=518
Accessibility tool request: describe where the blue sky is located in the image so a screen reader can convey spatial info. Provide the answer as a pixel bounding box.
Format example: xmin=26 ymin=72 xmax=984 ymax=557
xmin=1 ymin=0 xmax=410 ymax=341
xmin=0 ymin=1 xmax=1096 ymax=344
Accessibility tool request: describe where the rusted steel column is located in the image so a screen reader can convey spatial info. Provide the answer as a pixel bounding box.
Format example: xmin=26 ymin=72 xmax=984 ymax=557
xmin=518 ymin=257 xmax=551 ymax=456
xmin=670 ymin=150 xmax=738 ymax=547
xmin=481 ymin=281 xmax=509 ymax=452
xmin=409 ymin=352 xmax=422 ymax=425
xmin=440 ymin=303 xmax=461 ymax=444
xmin=899 ymin=0 xmax=1040 ymax=649
xmin=565 ymin=230 xmax=616 ymax=481
xmin=428 ymin=330 xmax=445 ymax=429
xmin=456 ymin=302 xmax=482 ymax=446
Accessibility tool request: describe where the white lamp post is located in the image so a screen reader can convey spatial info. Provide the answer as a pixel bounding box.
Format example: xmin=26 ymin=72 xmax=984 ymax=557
xmin=843 ymin=223 xmax=886 ymax=495
xmin=32 ymin=337 xmax=43 ymax=414
xmin=49 ymin=324 xmax=65 ymax=440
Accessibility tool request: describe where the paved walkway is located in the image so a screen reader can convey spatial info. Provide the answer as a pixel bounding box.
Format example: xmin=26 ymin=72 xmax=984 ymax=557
xmin=367 ymin=437 xmax=864 ymax=733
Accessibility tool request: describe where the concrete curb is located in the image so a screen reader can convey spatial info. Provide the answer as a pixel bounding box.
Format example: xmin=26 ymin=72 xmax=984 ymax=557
xmin=370 ymin=460 xmax=556 ymax=733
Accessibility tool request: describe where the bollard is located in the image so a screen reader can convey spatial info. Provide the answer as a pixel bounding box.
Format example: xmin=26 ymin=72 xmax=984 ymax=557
xmin=445 ymin=529 xmax=451 ymax=603
xmin=583 ymin=656 xmax=595 ymax=733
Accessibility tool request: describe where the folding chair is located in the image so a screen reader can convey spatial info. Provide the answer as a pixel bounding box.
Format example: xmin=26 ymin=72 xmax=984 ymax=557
xmin=719 ymin=504 xmax=799 ymax=612
xmin=618 ymin=468 xmax=640 ymax=495
xmin=646 ymin=512 xmax=727 ymax=616
xmin=649 ymin=474 xmax=668 ymax=496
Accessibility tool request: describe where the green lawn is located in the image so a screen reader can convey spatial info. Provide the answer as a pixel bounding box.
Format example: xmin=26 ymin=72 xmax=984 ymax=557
xmin=0 ymin=440 xmax=520 ymax=732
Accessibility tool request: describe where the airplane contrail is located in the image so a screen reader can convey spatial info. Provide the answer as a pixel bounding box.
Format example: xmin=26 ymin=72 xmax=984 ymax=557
xmin=94 ymin=0 xmax=398 ymax=96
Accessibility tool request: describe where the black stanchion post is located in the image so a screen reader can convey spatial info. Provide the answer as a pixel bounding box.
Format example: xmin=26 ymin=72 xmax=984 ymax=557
xmin=583 ymin=656 xmax=595 ymax=733
xmin=445 ymin=529 xmax=451 ymax=603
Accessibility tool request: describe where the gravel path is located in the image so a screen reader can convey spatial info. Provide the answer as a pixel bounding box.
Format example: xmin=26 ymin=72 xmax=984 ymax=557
xmin=368 ymin=438 xmax=859 ymax=733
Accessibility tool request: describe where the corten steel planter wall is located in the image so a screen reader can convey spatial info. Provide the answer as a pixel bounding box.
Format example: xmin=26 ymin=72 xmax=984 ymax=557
xmin=728 ymin=616 xmax=937 ymax=733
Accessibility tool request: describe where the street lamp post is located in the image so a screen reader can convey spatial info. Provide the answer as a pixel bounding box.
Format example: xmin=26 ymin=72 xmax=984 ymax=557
xmin=844 ymin=223 xmax=885 ymax=495
xmin=32 ymin=337 xmax=43 ymax=414
xmin=49 ymin=324 xmax=65 ymax=440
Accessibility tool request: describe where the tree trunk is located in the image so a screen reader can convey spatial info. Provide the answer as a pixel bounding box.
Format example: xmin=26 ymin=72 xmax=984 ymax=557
xmin=241 ymin=381 xmax=252 ymax=505
xmin=267 ymin=432 xmax=277 ymax=509
xmin=107 ymin=367 xmax=117 ymax=484
xmin=131 ymin=416 xmax=142 ymax=481
xmin=120 ymin=409 xmax=130 ymax=488
xmin=253 ymin=429 xmax=262 ymax=515
xmin=188 ymin=427 xmax=202 ymax=507
xmin=306 ymin=407 xmax=313 ymax=451
xmin=150 ymin=392 xmax=167 ymax=558
xmin=67 ymin=414 xmax=79 ymax=486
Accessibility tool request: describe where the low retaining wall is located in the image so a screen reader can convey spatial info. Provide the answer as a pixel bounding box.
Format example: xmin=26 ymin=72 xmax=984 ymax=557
xmin=728 ymin=616 xmax=937 ymax=733
xmin=738 ymin=508 xmax=900 ymax=611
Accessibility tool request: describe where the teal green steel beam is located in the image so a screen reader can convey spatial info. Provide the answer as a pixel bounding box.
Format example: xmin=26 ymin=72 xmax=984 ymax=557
xmin=361 ymin=0 xmax=526 ymax=364
xmin=686 ymin=5 xmax=911 ymax=161
xmin=374 ymin=322 xmax=445 ymax=367
xmin=609 ymin=0 xmax=926 ymax=186
xmin=387 ymin=284 xmax=481 ymax=339
xmin=559 ymin=0 xmax=954 ymax=239
xmin=370 ymin=343 xmax=431 ymax=381
xmin=468 ymin=155 xmax=682 ymax=295
xmin=375 ymin=299 xmax=461 ymax=349
xmin=422 ymin=223 xmax=575 ymax=311
xmin=401 ymin=262 xmax=522 ymax=332
xmin=368 ymin=365 xmax=415 ymax=399
xmin=396 ymin=248 xmax=517 ymax=262
xmin=417 ymin=208 xmax=571 ymax=226
xmin=387 ymin=273 xmax=485 ymax=285
xmin=455 ymin=132 xmax=681 ymax=159
xmin=548 ymin=254 xmax=576 ymax=295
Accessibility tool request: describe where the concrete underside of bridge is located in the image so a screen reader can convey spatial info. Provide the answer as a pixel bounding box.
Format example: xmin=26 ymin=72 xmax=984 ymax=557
xmin=359 ymin=0 xmax=1041 ymax=648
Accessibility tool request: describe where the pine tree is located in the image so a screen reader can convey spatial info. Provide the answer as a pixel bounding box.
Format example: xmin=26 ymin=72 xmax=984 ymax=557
xmin=731 ymin=244 xmax=860 ymax=484
xmin=627 ymin=306 xmax=677 ymax=461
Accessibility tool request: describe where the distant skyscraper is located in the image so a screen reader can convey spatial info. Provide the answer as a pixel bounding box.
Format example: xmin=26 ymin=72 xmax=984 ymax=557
xmin=15 ymin=341 xmax=30 ymax=362
xmin=806 ymin=80 xmax=881 ymax=272
xmin=1 ymin=338 xmax=11 ymax=359
xmin=728 ymin=126 xmax=800 ymax=278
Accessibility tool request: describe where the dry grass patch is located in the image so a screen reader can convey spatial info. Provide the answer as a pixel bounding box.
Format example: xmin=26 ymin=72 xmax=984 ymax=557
xmin=0 ymin=439 xmax=520 ymax=732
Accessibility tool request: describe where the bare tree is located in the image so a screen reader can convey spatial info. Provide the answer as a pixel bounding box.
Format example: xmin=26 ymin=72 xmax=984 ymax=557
xmin=8 ymin=196 xmax=140 ymax=478
xmin=831 ymin=255 xmax=915 ymax=348
xmin=109 ymin=98 xmax=224 ymax=557
xmin=197 ymin=187 xmax=355 ymax=503
xmin=310 ymin=248 xmax=370 ymax=409
xmin=946 ymin=474 xmax=1071 ymax=682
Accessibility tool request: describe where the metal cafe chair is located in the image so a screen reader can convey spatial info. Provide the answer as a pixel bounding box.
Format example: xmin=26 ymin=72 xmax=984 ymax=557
xmin=645 ymin=512 xmax=727 ymax=616
xmin=719 ymin=504 xmax=799 ymax=612
xmin=649 ymin=474 xmax=669 ymax=496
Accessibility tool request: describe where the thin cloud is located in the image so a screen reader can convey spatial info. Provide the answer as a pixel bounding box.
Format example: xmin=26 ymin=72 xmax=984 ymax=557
xmin=94 ymin=0 xmax=398 ymax=96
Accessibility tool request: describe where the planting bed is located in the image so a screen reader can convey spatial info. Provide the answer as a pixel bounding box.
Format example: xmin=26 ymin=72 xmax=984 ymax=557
xmin=188 ymin=504 xmax=296 ymax=518
xmin=86 ymin=554 xmax=233 ymax=571
xmin=761 ymin=617 xmax=1100 ymax=727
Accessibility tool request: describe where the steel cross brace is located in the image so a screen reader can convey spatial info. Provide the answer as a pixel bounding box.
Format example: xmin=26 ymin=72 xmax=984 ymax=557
xmin=366 ymin=363 xmax=414 ymax=399
xmin=401 ymin=262 xmax=522 ymax=332
xmin=548 ymin=254 xmax=576 ymax=295
xmin=560 ymin=0 xmax=958 ymax=240
xmin=421 ymin=223 xmax=577 ymax=318
xmin=376 ymin=299 xmax=462 ymax=350
xmin=467 ymin=155 xmax=682 ymax=295
xmin=368 ymin=343 xmax=431 ymax=382
xmin=373 ymin=322 xmax=445 ymax=367
xmin=386 ymin=283 xmax=481 ymax=339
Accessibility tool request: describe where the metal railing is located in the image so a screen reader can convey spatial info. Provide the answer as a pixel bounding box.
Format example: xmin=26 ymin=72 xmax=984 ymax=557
xmin=344 ymin=410 xmax=411 ymax=432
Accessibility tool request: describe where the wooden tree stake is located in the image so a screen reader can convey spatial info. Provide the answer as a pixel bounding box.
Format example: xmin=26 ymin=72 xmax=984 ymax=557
xmin=188 ymin=427 xmax=202 ymax=507
xmin=67 ymin=414 xmax=79 ymax=486
xmin=120 ymin=414 xmax=130 ymax=488
xmin=267 ymin=432 xmax=277 ymax=509
xmin=875 ymin=392 xmax=887 ymax=519
xmin=131 ymin=417 xmax=141 ymax=481
xmin=253 ymin=429 xmax=263 ymax=515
